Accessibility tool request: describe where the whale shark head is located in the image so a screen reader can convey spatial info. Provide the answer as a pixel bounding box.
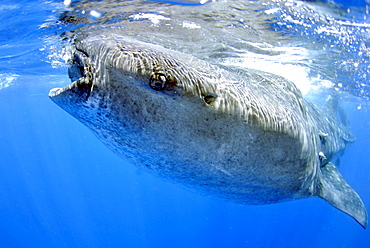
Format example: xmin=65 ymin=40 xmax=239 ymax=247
xmin=49 ymin=33 xmax=235 ymax=133
xmin=51 ymin=34 xmax=220 ymax=99
xmin=49 ymin=32 xmax=311 ymax=138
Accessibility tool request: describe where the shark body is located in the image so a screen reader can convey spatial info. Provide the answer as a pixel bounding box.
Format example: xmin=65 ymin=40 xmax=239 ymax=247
xmin=49 ymin=33 xmax=367 ymax=228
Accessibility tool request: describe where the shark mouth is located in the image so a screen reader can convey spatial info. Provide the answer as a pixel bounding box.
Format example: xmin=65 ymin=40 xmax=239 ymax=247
xmin=49 ymin=50 xmax=94 ymax=99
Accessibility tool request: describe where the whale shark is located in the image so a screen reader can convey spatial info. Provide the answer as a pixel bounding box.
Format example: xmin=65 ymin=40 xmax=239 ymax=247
xmin=49 ymin=32 xmax=367 ymax=228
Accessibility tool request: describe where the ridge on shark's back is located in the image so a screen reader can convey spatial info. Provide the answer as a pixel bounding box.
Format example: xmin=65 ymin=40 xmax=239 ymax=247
xmin=49 ymin=32 xmax=367 ymax=228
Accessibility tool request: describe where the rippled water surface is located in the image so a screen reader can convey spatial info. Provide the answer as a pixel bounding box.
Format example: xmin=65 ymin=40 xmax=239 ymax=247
xmin=0 ymin=0 xmax=369 ymax=247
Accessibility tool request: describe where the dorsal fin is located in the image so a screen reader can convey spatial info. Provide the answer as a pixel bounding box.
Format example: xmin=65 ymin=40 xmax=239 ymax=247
xmin=324 ymin=95 xmax=355 ymax=142
xmin=325 ymin=95 xmax=338 ymax=113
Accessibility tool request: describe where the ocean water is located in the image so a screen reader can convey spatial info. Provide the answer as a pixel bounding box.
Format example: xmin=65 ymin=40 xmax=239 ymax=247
xmin=0 ymin=0 xmax=369 ymax=247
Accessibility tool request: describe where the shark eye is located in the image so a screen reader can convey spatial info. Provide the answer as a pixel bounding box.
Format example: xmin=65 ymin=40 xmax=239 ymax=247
xmin=149 ymin=73 xmax=167 ymax=91
xmin=203 ymin=93 xmax=217 ymax=104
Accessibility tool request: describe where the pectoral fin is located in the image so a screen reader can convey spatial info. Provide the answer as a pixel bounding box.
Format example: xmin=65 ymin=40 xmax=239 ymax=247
xmin=316 ymin=162 xmax=368 ymax=229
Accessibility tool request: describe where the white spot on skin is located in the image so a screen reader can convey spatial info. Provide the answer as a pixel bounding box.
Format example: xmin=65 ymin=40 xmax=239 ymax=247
xmin=182 ymin=21 xmax=201 ymax=29
xmin=63 ymin=0 xmax=71 ymax=6
xmin=90 ymin=10 xmax=102 ymax=19
xmin=129 ymin=13 xmax=170 ymax=25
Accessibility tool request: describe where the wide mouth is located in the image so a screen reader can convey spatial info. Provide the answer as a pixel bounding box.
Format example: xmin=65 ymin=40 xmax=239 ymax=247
xmin=49 ymin=50 xmax=93 ymax=99
xmin=48 ymin=80 xmax=80 ymax=98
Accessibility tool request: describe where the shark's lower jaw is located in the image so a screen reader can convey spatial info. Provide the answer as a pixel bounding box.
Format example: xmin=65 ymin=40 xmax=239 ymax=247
xmin=49 ymin=78 xmax=91 ymax=98
xmin=49 ymin=87 xmax=63 ymax=97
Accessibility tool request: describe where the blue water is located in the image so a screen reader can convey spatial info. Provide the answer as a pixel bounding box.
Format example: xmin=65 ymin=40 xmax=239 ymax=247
xmin=0 ymin=0 xmax=370 ymax=247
